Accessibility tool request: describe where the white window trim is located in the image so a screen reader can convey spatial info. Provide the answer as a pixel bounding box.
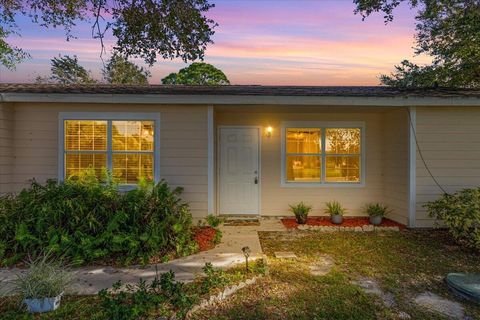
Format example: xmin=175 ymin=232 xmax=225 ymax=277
xmin=58 ymin=112 xmax=161 ymax=186
xmin=280 ymin=121 xmax=366 ymax=187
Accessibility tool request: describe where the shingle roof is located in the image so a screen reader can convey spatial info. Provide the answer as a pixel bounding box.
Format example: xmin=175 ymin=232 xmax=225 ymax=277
xmin=1 ymin=83 xmax=479 ymax=98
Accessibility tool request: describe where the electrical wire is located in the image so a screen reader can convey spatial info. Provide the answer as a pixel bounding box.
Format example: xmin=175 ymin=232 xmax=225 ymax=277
xmin=406 ymin=107 xmax=448 ymax=195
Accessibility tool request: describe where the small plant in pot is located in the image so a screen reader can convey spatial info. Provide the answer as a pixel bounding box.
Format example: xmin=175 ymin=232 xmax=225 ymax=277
xmin=365 ymin=203 xmax=391 ymax=225
xmin=11 ymin=255 xmax=72 ymax=313
xmin=289 ymin=202 xmax=312 ymax=224
xmin=325 ymin=201 xmax=346 ymax=224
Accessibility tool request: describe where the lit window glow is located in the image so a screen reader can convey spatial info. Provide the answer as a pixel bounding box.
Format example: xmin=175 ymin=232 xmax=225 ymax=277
xmin=285 ymin=127 xmax=361 ymax=183
xmin=64 ymin=120 xmax=155 ymax=184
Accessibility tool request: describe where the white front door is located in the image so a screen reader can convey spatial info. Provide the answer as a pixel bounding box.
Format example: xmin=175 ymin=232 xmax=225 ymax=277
xmin=219 ymin=127 xmax=260 ymax=215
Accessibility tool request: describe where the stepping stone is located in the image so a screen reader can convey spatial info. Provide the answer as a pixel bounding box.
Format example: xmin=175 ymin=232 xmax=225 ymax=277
xmin=352 ymin=277 xmax=396 ymax=308
xmin=446 ymin=273 xmax=480 ymax=303
xmin=274 ymin=251 xmax=297 ymax=259
xmin=309 ymin=255 xmax=335 ymax=276
xmin=414 ymin=291 xmax=465 ymax=319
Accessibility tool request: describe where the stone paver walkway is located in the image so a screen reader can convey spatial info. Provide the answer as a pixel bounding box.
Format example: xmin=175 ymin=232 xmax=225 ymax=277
xmin=0 ymin=218 xmax=286 ymax=295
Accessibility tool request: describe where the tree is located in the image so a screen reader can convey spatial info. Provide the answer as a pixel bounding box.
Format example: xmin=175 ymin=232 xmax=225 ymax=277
xmin=103 ymin=54 xmax=151 ymax=85
xmin=36 ymin=55 xmax=96 ymax=85
xmin=162 ymin=62 xmax=230 ymax=85
xmin=0 ymin=0 xmax=217 ymax=69
xmin=354 ymin=0 xmax=480 ymax=88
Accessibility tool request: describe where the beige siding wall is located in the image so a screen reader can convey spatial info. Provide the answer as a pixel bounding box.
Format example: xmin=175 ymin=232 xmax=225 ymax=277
xmin=415 ymin=107 xmax=480 ymax=227
xmin=216 ymin=110 xmax=406 ymax=218
xmin=381 ymin=109 xmax=409 ymax=225
xmin=11 ymin=103 xmax=209 ymax=218
xmin=0 ymin=103 xmax=14 ymax=194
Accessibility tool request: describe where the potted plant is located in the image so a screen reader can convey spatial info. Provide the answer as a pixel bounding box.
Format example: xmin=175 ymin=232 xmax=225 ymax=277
xmin=11 ymin=255 xmax=72 ymax=313
xmin=365 ymin=203 xmax=391 ymax=225
xmin=289 ymin=202 xmax=312 ymax=224
xmin=325 ymin=201 xmax=346 ymax=224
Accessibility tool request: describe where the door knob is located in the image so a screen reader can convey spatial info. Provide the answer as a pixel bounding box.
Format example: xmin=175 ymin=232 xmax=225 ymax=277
xmin=254 ymin=177 xmax=258 ymax=184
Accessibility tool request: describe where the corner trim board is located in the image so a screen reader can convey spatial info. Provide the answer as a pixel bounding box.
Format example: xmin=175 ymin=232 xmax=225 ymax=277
xmin=408 ymin=107 xmax=417 ymax=228
xmin=207 ymin=106 xmax=215 ymax=215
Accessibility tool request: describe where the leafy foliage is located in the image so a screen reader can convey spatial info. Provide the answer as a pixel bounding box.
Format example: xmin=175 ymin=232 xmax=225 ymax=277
xmin=102 ymin=53 xmax=151 ymax=85
xmin=97 ymin=270 xmax=195 ymax=320
xmin=35 ymin=55 xmax=96 ymax=85
xmin=0 ymin=32 xmax=29 ymax=70
xmin=205 ymin=214 xmax=223 ymax=228
xmin=251 ymin=258 xmax=268 ymax=275
xmin=200 ymin=262 xmax=230 ymax=294
xmin=0 ymin=174 xmax=197 ymax=266
xmin=364 ymin=203 xmax=391 ymax=218
xmin=425 ymin=188 xmax=480 ymax=250
xmin=354 ymin=0 xmax=480 ymax=88
xmin=213 ymin=229 xmax=222 ymax=245
xmin=0 ymin=0 xmax=217 ymax=68
xmin=162 ymin=62 xmax=230 ymax=85
xmin=289 ymin=202 xmax=312 ymax=224
xmin=325 ymin=201 xmax=346 ymax=216
xmin=10 ymin=254 xmax=72 ymax=299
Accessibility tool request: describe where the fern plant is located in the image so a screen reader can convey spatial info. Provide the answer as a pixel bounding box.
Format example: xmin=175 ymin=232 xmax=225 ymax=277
xmin=364 ymin=203 xmax=391 ymax=217
xmin=289 ymin=202 xmax=312 ymax=224
xmin=325 ymin=201 xmax=346 ymax=216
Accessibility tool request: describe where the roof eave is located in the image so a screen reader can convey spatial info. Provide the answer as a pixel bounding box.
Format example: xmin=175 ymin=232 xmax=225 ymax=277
xmin=2 ymin=93 xmax=480 ymax=107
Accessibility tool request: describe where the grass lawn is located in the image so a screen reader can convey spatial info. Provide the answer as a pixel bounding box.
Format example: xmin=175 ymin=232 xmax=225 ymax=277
xmin=2 ymin=230 xmax=480 ymax=319
xmin=191 ymin=230 xmax=480 ymax=320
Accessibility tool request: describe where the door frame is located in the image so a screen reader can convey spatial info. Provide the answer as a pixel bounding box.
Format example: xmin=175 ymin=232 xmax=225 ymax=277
xmin=216 ymin=125 xmax=262 ymax=216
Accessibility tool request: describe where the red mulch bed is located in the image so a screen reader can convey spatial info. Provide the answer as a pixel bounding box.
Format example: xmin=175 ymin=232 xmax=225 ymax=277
xmin=281 ymin=217 xmax=406 ymax=230
xmin=193 ymin=226 xmax=218 ymax=251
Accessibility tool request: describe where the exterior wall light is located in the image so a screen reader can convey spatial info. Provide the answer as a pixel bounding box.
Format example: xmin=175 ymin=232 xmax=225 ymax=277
xmin=265 ymin=126 xmax=273 ymax=137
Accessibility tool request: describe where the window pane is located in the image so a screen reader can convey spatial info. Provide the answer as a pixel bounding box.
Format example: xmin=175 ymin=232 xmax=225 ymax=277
xmin=65 ymin=153 xmax=107 ymax=179
xmin=286 ymin=155 xmax=321 ymax=182
xmin=112 ymin=121 xmax=154 ymax=151
xmin=112 ymin=153 xmax=154 ymax=184
xmin=326 ymin=156 xmax=360 ymax=182
xmin=286 ymin=128 xmax=321 ymax=154
xmin=65 ymin=120 xmax=107 ymax=151
xmin=325 ymin=128 xmax=361 ymax=154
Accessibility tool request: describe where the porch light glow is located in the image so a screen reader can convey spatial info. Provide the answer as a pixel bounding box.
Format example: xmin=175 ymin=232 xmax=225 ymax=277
xmin=265 ymin=126 xmax=273 ymax=137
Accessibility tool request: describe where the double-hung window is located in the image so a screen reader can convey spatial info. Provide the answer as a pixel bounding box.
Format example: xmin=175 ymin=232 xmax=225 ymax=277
xmin=60 ymin=113 xmax=160 ymax=185
xmin=282 ymin=122 xmax=363 ymax=185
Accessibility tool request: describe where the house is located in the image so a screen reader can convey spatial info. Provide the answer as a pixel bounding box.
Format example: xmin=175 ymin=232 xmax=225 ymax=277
xmin=1 ymin=84 xmax=480 ymax=228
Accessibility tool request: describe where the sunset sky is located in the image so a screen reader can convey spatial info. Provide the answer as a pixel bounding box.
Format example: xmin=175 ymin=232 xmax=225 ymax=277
xmin=0 ymin=0 xmax=431 ymax=85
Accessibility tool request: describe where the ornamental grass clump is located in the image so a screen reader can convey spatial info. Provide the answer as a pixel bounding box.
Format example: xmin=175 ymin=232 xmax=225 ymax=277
xmin=0 ymin=170 xmax=197 ymax=267
xmin=289 ymin=202 xmax=312 ymax=224
xmin=425 ymin=188 xmax=480 ymax=250
xmin=11 ymin=254 xmax=72 ymax=300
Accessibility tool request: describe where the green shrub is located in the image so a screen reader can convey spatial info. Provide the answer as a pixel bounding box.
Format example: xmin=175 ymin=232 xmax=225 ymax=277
xmin=325 ymin=201 xmax=346 ymax=216
xmin=251 ymin=258 xmax=268 ymax=275
xmin=364 ymin=203 xmax=391 ymax=217
xmin=425 ymin=188 xmax=480 ymax=249
xmin=289 ymin=202 xmax=312 ymax=224
xmin=200 ymin=262 xmax=230 ymax=294
xmin=205 ymin=214 xmax=223 ymax=228
xmin=97 ymin=270 xmax=195 ymax=320
xmin=0 ymin=174 xmax=197 ymax=266
xmin=213 ymin=229 xmax=223 ymax=244
xmin=10 ymin=254 xmax=72 ymax=299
